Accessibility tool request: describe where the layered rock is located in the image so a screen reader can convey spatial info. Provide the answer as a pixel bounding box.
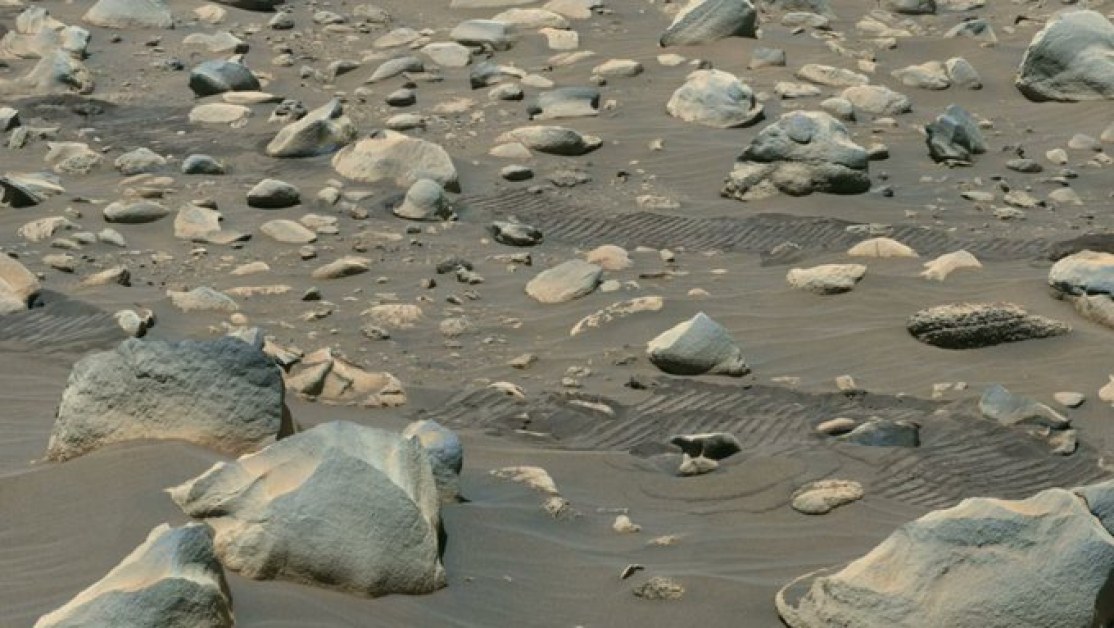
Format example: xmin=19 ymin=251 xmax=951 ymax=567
xmin=659 ymin=0 xmax=757 ymax=47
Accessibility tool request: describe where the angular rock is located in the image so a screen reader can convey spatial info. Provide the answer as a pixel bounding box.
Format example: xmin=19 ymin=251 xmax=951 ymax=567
xmin=169 ymin=421 xmax=445 ymax=596
xmin=311 ymin=256 xmax=371 ymax=279
xmin=646 ymin=312 xmax=748 ymax=377
xmin=925 ymin=104 xmax=985 ymax=163
xmin=45 ymin=142 xmax=102 ymax=175
xmin=659 ymin=0 xmax=757 ymax=47
xmin=491 ymin=220 xmax=543 ymax=246
xmin=46 ymin=336 xmax=284 ymax=461
xmin=114 ymin=148 xmax=166 ymax=175
xmin=174 ymin=205 xmax=222 ymax=241
xmin=787 ymin=264 xmax=866 ymax=294
xmin=1016 ymin=10 xmax=1114 ymax=102
xmin=393 ymin=179 xmax=454 ymax=221
xmin=671 ymin=432 xmax=741 ymax=475
xmin=265 ymin=99 xmax=355 ymax=158
xmin=907 ymin=302 xmax=1069 ymax=349
xmin=404 ymin=420 xmax=463 ymax=503
xmin=525 ymin=259 xmax=602 ymax=303
xmin=421 ymin=42 xmax=472 ymax=69
xmin=979 ymin=384 xmax=1070 ymax=429
xmin=284 ymin=348 xmax=405 ymax=407
xmin=261 ymin=219 xmax=316 ymax=244
xmin=0 ymin=253 xmax=40 ymax=314
xmin=83 ymin=0 xmax=174 ymax=29
xmin=103 ymin=200 xmax=171 ymax=224
xmin=795 ymin=64 xmax=869 ymax=88
xmin=451 ymin=20 xmax=516 ymax=51
xmin=1 ymin=172 xmax=64 ymax=207
xmin=667 ymin=69 xmax=763 ymax=128
xmin=892 ymin=61 xmax=950 ymax=90
xmin=189 ymin=60 xmax=260 ymax=97
xmin=367 ymin=56 xmax=423 ymax=83
xmin=333 ymin=131 xmax=459 ymax=192
xmin=840 ymin=85 xmax=911 ymax=115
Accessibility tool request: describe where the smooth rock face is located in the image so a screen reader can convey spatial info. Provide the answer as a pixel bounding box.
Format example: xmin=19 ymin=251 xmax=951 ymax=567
xmin=527 ymin=87 xmax=600 ymax=120
xmin=451 ymin=20 xmax=516 ymax=51
xmin=247 ymin=179 xmax=300 ymax=208
xmin=83 ymin=0 xmax=174 ymax=29
xmin=925 ymin=104 xmax=986 ymax=163
xmin=1049 ymin=250 xmax=1114 ymax=296
xmin=787 ymin=264 xmax=866 ymax=294
xmin=266 ymin=99 xmax=356 ymax=158
xmin=103 ymin=201 xmax=170 ymax=224
xmin=260 ymin=219 xmax=316 ymax=244
xmin=35 ymin=523 xmax=232 ymax=628
xmin=659 ymin=0 xmax=757 ymax=47
xmin=920 ymin=250 xmax=981 ymax=281
xmin=979 ymin=384 xmax=1070 ymax=429
xmin=907 ymin=302 xmax=1070 ymax=349
xmin=0 ymin=253 xmax=41 ymax=314
xmin=646 ymin=312 xmax=749 ymax=376
xmin=496 ymin=126 xmax=601 ymax=156
xmin=723 ymin=110 xmax=870 ymax=199
xmin=169 ymin=421 xmax=446 ymax=597
xmin=777 ymin=480 xmax=1114 ymax=628
xmin=1016 ymin=10 xmax=1114 ymax=102
xmin=393 ymin=179 xmax=453 ymax=221
xmin=403 ymin=419 xmax=463 ymax=502
xmin=333 ymin=131 xmax=459 ymax=192
xmin=47 ymin=337 xmax=286 ymax=461
xmin=525 ymin=260 xmax=602 ymax=303
xmin=667 ymin=69 xmax=763 ymax=128
xmin=840 ymin=85 xmax=912 ymax=115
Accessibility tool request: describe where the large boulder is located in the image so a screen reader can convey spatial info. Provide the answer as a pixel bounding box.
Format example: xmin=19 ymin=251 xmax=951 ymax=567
xmin=83 ymin=0 xmax=174 ymax=29
xmin=776 ymin=479 xmax=1114 ymax=627
xmin=925 ymin=104 xmax=986 ymax=163
xmin=722 ymin=110 xmax=870 ymax=200
xmin=646 ymin=312 xmax=749 ymax=376
xmin=265 ymin=99 xmax=355 ymax=158
xmin=907 ymin=302 xmax=1070 ymax=349
xmin=666 ymin=69 xmax=764 ymax=128
xmin=659 ymin=0 xmax=757 ymax=47
xmin=1016 ymin=10 xmax=1114 ymax=102
xmin=0 ymin=253 xmax=41 ymax=314
xmin=525 ymin=260 xmax=602 ymax=303
xmin=35 ymin=523 xmax=232 ymax=628
xmin=333 ymin=131 xmax=459 ymax=192
xmin=168 ymin=421 xmax=446 ymax=596
xmin=46 ymin=337 xmax=286 ymax=461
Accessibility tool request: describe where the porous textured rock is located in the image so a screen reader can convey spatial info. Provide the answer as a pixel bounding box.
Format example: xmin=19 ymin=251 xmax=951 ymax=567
xmin=907 ymin=302 xmax=1070 ymax=349
xmin=169 ymin=421 xmax=446 ymax=597
xmin=659 ymin=0 xmax=757 ymax=47
xmin=791 ymin=480 xmax=864 ymax=515
xmin=666 ymin=69 xmax=764 ymax=128
xmin=35 ymin=523 xmax=232 ymax=628
xmin=777 ymin=479 xmax=1114 ymax=628
xmin=46 ymin=337 xmax=286 ymax=461
xmin=1016 ymin=10 xmax=1114 ymax=102
xmin=646 ymin=312 xmax=749 ymax=377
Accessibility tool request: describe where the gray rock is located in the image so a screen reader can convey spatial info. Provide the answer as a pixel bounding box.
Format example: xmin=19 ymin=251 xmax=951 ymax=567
xmin=167 ymin=287 xmax=239 ymax=313
xmin=188 ymin=60 xmax=260 ymax=97
xmin=840 ymin=85 xmax=911 ymax=115
xmin=103 ymin=201 xmax=171 ymax=224
xmin=979 ymin=384 xmax=1070 ymax=429
xmin=393 ymin=179 xmax=454 ymax=221
xmin=182 ymin=154 xmax=225 ymax=175
xmin=778 ymin=480 xmax=1114 ymax=627
xmin=646 ymin=312 xmax=749 ymax=376
xmin=667 ymin=69 xmax=763 ymax=128
xmin=945 ymin=57 xmax=981 ymax=89
xmin=795 ymin=64 xmax=869 ymax=87
xmin=892 ymin=61 xmax=950 ymax=90
xmin=525 ymin=259 xmax=602 ymax=303
xmin=944 ymin=18 xmax=995 ymax=43
xmin=422 ymin=42 xmax=472 ymax=68
xmin=367 ymin=56 xmax=424 ymax=83
xmin=924 ymin=104 xmax=986 ymax=163
xmin=495 ymin=126 xmax=601 ymax=156
xmin=491 ymin=220 xmax=543 ymax=246
xmin=883 ymin=0 xmax=934 ymax=14
xmin=723 ymin=110 xmax=870 ymax=199
xmin=907 ymin=302 xmax=1070 ymax=349
xmin=333 ymin=131 xmax=459 ymax=192
xmin=0 ymin=49 xmax=94 ymax=97
xmin=659 ymin=0 xmax=757 ymax=47
xmin=763 ymin=0 xmax=834 ymax=18
xmin=749 ymin=47 xmax=786 ymax=69
xmin=1016 ymin=10 xmax=1114 ymax=102
xmin=0 ymin=172 xmax=64 ymax=207
xmin=174 ymin=205 xmax=222 ymax=241
xmin=670 ymin=432 xmax=741 ymax=460
xmin=787 ymin=264 xmax=866 ymax=294
xmin=469 ymin=61 xmax=523 ymax=89
xmin=83 ymin=0 xmax=174 ymax=29
xmin=114 ymin=148 xmax=166 ymax=175
xmin=168 ymin=421 xmax=446 ymax=596
xmin=385 ymin=88 xmax=416 ymax=107
xmin=260 ymin=219 xmax=316 ymax=244
xmin=1005 ymin=158 xmax=1041 ymax=173
xmin=46 ymin=336 xmax=285 ymax=461
xmin=1049 ymin=250 xmax=1114 ymax=296
xmin=266 ymin=99 xmax=356 ymax=158
xmin=527 ymin=87 xmax=600 ymax=120
xmin=45 ymin=142 xmax=103 ymax=175
xmin=35 ymin=524 xmax=232 ymax=628
xmin=311 ymin=256 xmax=371 ymax=279
xmin=403 ymin=420 xmax=463 ymax=502
xmin=247 ymin=179 xmax=300 ymax=208
xmin=451 ymin=20 xmax=516 ymax=51
xmin=838 ymin=419 xmax=920 ymax=447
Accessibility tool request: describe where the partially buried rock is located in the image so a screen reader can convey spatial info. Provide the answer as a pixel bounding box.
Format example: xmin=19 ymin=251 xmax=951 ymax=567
xmin=525 ymin=259 xmax=602 ymax=303
xmin=840 ymin=85 xmax=912 ymax=116
xmin=34 ymin=523 xmax=232 ymax=628
xmin=791 ymin=479 xmax=864 ymax=515
xmin=776 ymin=479 xmax=1114 ymax=628
xmin=0 ymin=253 xmax=41 ymax=314
xmin=1015 ymin=10 xmax=1114 ymax=103
xmin=393 ymin=179 xmax=454 ymax=221
xmin=247 ymin=178 xmax=300 ymax=208
xmin=312 ymin=256 xmax=371 ymax=279
xmin=491 ymin=220 xmax=543 ymax=246
xmin=527 ymin=87 xmax=599 ymax=120
xmin=103 ymin=200 xmax=170 ymax=224
xmin=168 ymin=421 xmax=445 ymax=596
xmin=261 ymin=219 xmax=316 ymax=244
xmin=404 ymin=419 xmax=463 ymax=502
xmin=182 ymin=154 xmax=225 ymax=175
xmin=847 ymin=237 xmax=917 ymax=258
xmin=168 ymin=287 xmax=239 ymax=312
xmin=451 ymin=19 xmax=517 ymax=51
xmin=837 ymin=419 xmax=919 ymax=447
xmin=659 ymin=0 xmax=756 ymax=47
xmin=722 ymin=111 xmax=870 ymax=200
xmin=920 ymin=250 xmax=980 ymax=281
xmin=666 ymin=69 xmax=763 ymax=128
xmin=570 ymin=296 xmax=663 ymax=336
xmin=671 ymin=432 xmax=741 ymax=476
xmin=333 ymin=130 xmax=459 ymax=192
xmin=495 ymin=126 xmax=601 ymax=156
xmin=266 ymin=99 xmax=356 ymax=158
xmin=83 ymin=0 xmax=174 ymax=29
xmin=925 ymin=104 xmax=986 ymax=164
xmin=646 ymin=312 xmax=748 ymax=377
xmin=46 ymin=336 xmax=285 ymax=461
xmin=907 ymin=302 xmax=1069 ymax=349
xmin=633 ymin=577 xmax=685 ymax=600
xmin=189 ymin=60 xmax=260 ymax=97
xmin=787 ymin=264 xmax=865 ymax=295
xmin=284 ymin=347 xmax=405 ymax=407
xmin=114 ymin=148 xmax=166 ymax=175
xmin=979 ymin=384 xmax=1070 ymax=429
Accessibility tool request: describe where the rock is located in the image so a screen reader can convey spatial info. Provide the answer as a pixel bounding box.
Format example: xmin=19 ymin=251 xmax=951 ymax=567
xmin=83 ymin=266 xmax=130 ymax=287
xmin=795 ymin=64 xmax=869 ymax=87
xmin=183 ymin=31 xmax=245 ymax=53
xmin=787 ymin=264 xmax=865 ymax=295
xmin=182 ymin=154 xmax=225 ymax=175
xmin=188 ymin=60 xmax=260 ymax=97
xmin=83 ymin=0 xmax=173 ymax=29
xmin=892 ymin=61 xmax=950 ymax=90
xmin=593 ymin=58 xmax=643 ymax=78
xmin=1049 ymin=250 xmax=1114 ymax=297
xmin=284 ymin=348 xmax=405 ymax=407
xmin=647 ymin=312 xmax=748 ymax=377
xmin=492 ymin=466 xmax=560 ymax=495
xmin=791 ymin=480 xmax=864 ymax=514
xmin=247 ymin=179 xmax=300 ymax=208
xmin=495 ymin=126 xmax=601 ymax=156
xmin=540 ymin=27 xmax=579 ymax=50
xmin=1016 ymin=10 xmax=1114 ymax=102
xmin=393 ymin=179 xmax=454 ymax=221
xmin=525 ymin=259 xmax=602 ymax=303
xmin=403 ymin=420 xmax=463 ymax=503
xmin=114 ymin=148 xmax=166 ymax=175
xmin=723 ymin=110 xmax=870 ymax=199
xmin=907 ymin=302 xmax=1069 ymax=349
xmin=1054 ymin=391 xmax=1085 ymax=408
xmin=838 ymin=419 xmax=919 ymax=447
xmin=365 ymin=304 xmax=423 ymax=329
xmin=0 ymin=253 xmax=40 ymax=313
xmin=312 ymin=256 xmax=371 ymax=280
xmin=774 ymin=82 xmax=821 ymax=99
xmin=501 ymin=164 xmax=533 ymax=181
xmin=613 ymin=515 xmax=641 ymax=533
xmin=671 ymin=431 xmax=741 ymax=475
xmin=266 ymin=99 xmax=355 ymax=158
xmin=777 ymin=480 xmax=1114 ymax=628
xmin=451 ymin=20 xmax=516 ymax=51
xmin=491 ymin=221 xmax=543 ymax=246
xmin=168 ymin=287 xmax=239 ymax=313
xmin=169 ymin=421 xmax=444 ymax=596
xmin=840 ymin=85 xmax=911 ymax=115
xmin=367 ymin=56 xmax=423 ymax=83
xmin=333 ymin=131 xmax=459 ymax=192
xmin=884 ymin=0 xmax=934 ymax=14
xmin=34 ymin=524 xmax=232 ymax=628
xmin=261 ymin=219 xmax=316 ymax=244
xmin=45 ymin=142 xmax=102 ymax=175
xmin=570 ymin=296 xmax=663 ymax=336
xmin=175 ymin=205 xmax=222 ymax=241
xmin=945 ymin=57 xmax=981 ymax=89
xmin=585 ymin=245 xmax=631 ymax=270
xmin=1101 ymin=377 xmax=1114 ymax=405
xmin=749 ymin=47 xmax=786 ymax=69
xmin=0 ymin=172 xmax=64 ymax=208
xmin=667 ymin=69 xmax=763 ymax=128
xmin=46 ymin=337 xmax=284 ymax=461
xmin=925 ymin=104 xmax=986 ymax=163
xmin=527 ymin=87 xmax=600 ymax=120
xmin=979 ymin=384 xmax=1070 ymax=429
xmin=212 ymin=0 xmax=283 ymax=9
xmin=0 ymin=49 xmax=94 ymax=97
xmin=659 ymin=0 xmax=757 ymax=47
xmin=633 ymin=577 xmax=684 ymax=600
xmin=19 ymin=216 xmax=77 ymax=243
xmin=421 ymin=42 xmax=472 ymax=68
xmin=103 ymin=200 xmax=171 ymax=224
xmin=920 ymin=250 xmax=981 ymax=281
xmin=944 ymin=18 xmax=995 ymax=43
xmin=847 ymin=237 xmax=917 ymax=258
xmin=816 ymin=417 xmax=857 ymax=435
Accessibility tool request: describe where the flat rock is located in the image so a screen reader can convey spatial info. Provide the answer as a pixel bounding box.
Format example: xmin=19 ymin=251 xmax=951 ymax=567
xmin=284 ymin=348 xmax=405 ymax=407
xmin=847 ymin=237 xmax=917 ymax=258
xmin=266 ymin=99 xmax=355 ymax=158
xmin=188 ymin=103 xmax=251 ymax=124
xmin=525 ymin=259 xmax=602 ymax=303
xmin=103 ymin=200 xmax=170 ymax=224
xmin=646 ymin=312 xmax=748 ymax=376
xmin=791 ymin=479 xmax=864 ymax=514
xmin=495 ymin=126 xmax=601 ymax=156
xmin=261 ymin=219 xmax=316 ymax=244
xmin=659 ymin=0 xmax=757 ymax=47
xmin=787 ymin=264 xmax=866 ymax=294
xmin=312 ymin=256 xmax=371 ymax=279
xmin=907 ymin=302 xmax=1070 ymax=349
xmin=83 ymin=0 xmax=173 ymax=29
xmin=333 ymin=131 xmax=459 ymax=192
xmin=404 ymin=420 xmax=463 ymax=502
xmin=168 ymin=287 xmax=239 ymax=313
xmin=0 ymin=253 xmax=40 ymax=314
xmin=840 ymin=85 xmax=911 ymax=115
xmin=979 ymin=384 xmax=1070 ymax=429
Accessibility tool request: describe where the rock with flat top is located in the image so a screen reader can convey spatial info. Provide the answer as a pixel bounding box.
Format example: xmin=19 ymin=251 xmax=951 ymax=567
xmin=525 ymin=260 xmax=602 ymax=303
xmin=908 ymin=302 xmax=1069 ymax=349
